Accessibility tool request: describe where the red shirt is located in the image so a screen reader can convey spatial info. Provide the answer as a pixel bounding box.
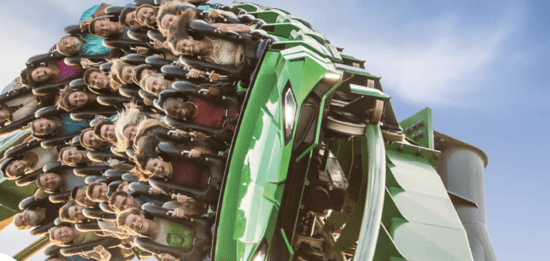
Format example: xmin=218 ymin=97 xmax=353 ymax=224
xmin=188 ymin=97 xmax=239 ymax=131
xmin=49 ymin=44 xmax=82 ymax=83
xmin=169 ymin=160 xmax=209 ymax=189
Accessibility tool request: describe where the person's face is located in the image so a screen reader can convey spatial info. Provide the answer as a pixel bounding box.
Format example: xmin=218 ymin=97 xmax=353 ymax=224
xmin=125 ymin=213 xmax=150 ymax=235
xmin=114 ymin=194 xmax=138 ymax=212
xmin=88 ymin=71 xmax=109 ymax=89
xmin=124 ymin=11 xmax=143 ymax=29
xmin=144 ymin=75 xmax=169 ymax=95
xmin=121 ymin=65 xmax=136 ymax=85
xmin=59 ymin=36 xmax=82 ymax=55
xmin=136 ymin=6 xmax=157 ymax=26
xmin=53 ymin=226 xmax=76 ymax=244
xmin=68 ymin=204 xmax=86 ymax=222
xmin=83 ymin=130 xmax=108 ymax=149
xmin=93 ymin=19 xmax=117 ymax=38
xmin=68 ymin=91 xmax=89 ymax=109
xmin=32 ymin=118 xmax=58 ymax=136
xmin=160 ymin=13 xmax=177 ymax=31
xmin=14 ymin=209 xmax=40 ymax=228
xmin=31 ymin=67 xmax=53 ymax=83
xmin=145 ymin=157 xmax=172 ymax=177
xmin=92 ymin=182 xmax=109 ymax=202
xmin=7 ymin=159 xmax=29 ymax=177
xmin=76 ymin=188 xmax=95 ymax=206
xmin=61 ymin=148 xmax=88 ymax=165
xmin=175 ymin=37 xmax=199 ymax=56
xmin=100 ymin=124 xmax=116 ymax=142
xmin=165 ymin=99 xmax=191 ymax=119
xmin=0 ymin=108 xmax=11 ymax=124
xmin=123 ymin=125 xmax=137 ymax=140
xmin=39 ymin=173 xmax=61 ymax=191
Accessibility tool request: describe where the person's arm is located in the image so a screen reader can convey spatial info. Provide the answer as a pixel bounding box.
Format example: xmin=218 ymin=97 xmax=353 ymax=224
xmin=213 ymin=23 xmax=252 ymax=33
xmin=93 ymin=3 xmax=112 ymax=18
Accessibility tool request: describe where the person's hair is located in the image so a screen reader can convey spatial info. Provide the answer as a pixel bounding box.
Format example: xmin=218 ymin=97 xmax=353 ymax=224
xmin=20 ymin=67 xmax=36 ymax=87
xmin=114 ymin=103 xmax=142 ymax=153
xmin=116 ymin=208 xmax=142 ymax=234
xmin=57 ymin=35 xmax=77 ymax=56
xmin=0 ymin=103 xmax=15 ymax=126
xmin=79 ymin=128 xmax=95 ymax=150
xmin=48 ymin=225 xmax=74 ymax=246
xmin=167 ymin=9 xmax=197 ymax=55
xmin=157 ymin=2 xmax=185 ymax=34
xmin=116 ymin=181 xmax=129 ymax=192
xmin=133 ymin=64 xmax=155 ymax=85
xmin=119 ymin=7 xmax=136 ymax=27
xmin=109 ymin=191 xmax=129 ymax=212
xmin=138 ymin=74 xmax=154 ymax=90
xmin=161 ymin=97 xmax=178 ymax=113
xmin=59 ymin=201 xmax=78 ymax=223
xmin=59 ymin=146 xmax=80 ymax=166
xmin=13 ymin=213 xmax=30 ymax=230
xmin=88 ymin=17 xmax=108 ymax=37
xmin=83 ymin=68 xmax=101 ymax=86
xmin=3 ymin=159 xmax=18 ymax=179
xmin=58 ymin=85 xmax=84 ymax=112
xmin=109 ymin=59 xmax=132 ymax=90
xmin=36 ymin=172 xmax=59 ymax=192
xmin=93 ymin=119 xmax=113 ymax=141
xmin=133 ymin=118 xmax=169 ymax=147
xmin=85 ymin=183 xmax=103 ymax=203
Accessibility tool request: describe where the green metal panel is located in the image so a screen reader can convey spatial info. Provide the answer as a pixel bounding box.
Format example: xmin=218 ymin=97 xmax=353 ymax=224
xmin=400 ymin=107 xmax=435 ymax=149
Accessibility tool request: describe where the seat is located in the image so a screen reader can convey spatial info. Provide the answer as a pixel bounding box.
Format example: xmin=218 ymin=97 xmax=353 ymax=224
xmin=82 ymin=207 xmax=117 ymax=220
xmin=30 ymin=220 xmax=56 ymax=236
xmin=134 ymin=203 xmax=212 ymax=261
xmin=3 ymin=138 xmax=41 ymax=158
xmin=15 ymin=169 xmax=43 ymax=187
xmin=171 ymin=81 xmax=240 ymax=111
xmin=40 ymin=134 xmax=78 ymax=149
xmin=49 ymin=191 xmax=72 ymax=203
xmin=103 ymin=168 xmax=126 ymax=180
xmin=0 ymin=86 xmax=32 ymax=105
xmin=0 ymin=114 xmax=35 ymax=137
xmin=97 ymin=94 xmax=133 ymax=109
xmin=18 ymin=196 xmax=49 ymax=210
xmin=70 ymin=109 xmax=118 ymax=121
xmin=148 ymin=142 xmax=225 ymax=205
xmin=163 ymin=116 xmax=234 ymax=143
xmin=128 ymin=182 xmax=171 ymax=202
xmin=59 ymin=237 xmax=121 ymax=256
xmin=26 ymin=52 xmax=65 ymax=67
xmin=32 ymin=79 xmax=73 ymax=96
xmin=73 ymin=165 xmax=112 ymax=177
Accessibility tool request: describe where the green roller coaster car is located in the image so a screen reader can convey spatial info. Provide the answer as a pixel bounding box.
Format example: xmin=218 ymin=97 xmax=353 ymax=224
xmin=207 ymin=2 xmax=495 ymax=261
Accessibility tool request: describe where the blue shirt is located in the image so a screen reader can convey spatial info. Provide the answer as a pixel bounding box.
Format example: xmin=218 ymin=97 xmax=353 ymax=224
xmin=136 ymin=195 xmax=165 ymax=206
xmin=79 ymin=4 xmax=111 ymax=56
xmin=58 ymin=113 xmax=90 ymax=136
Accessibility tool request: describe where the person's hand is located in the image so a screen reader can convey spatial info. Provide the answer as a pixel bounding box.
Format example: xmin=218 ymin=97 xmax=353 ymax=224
xmin=80 ymin=17 xmax=93 ymax=32
xmin=12 ymin=83 xmax=23 ymax=91
xmin=108 ymin=158 xmax=120 ymax=167
xmin=176 ymin=193 xmax=189 ymax=203
xmin=144 ymin=98 xmax=154 ymax=106
xmin=153 ymin=39 xmax=164 ymax=49
xmin=80 ymin=58 xmax=93 ymax=69
xmin=93 ymin=245 xmax=105 ymax=253
xmin=207 ymin=86 xmax=220 ymax=96
xmin=209 ymin=9 xmax=220 ymax=18
xmin=172 ymin=208 xmax=186 ymax=218
xmin=188 ymin=149 xmax=201 ymax=158
xmin=95 ymin=115 xmax=107 ymax=120
xmin=205 ymin=18 xmax=215 ymax=24
xmin=15 ymin=77 xmax=22 ymax=84
xmin=136 ymin=46 xmax=149 ymax=55
xmin=187 ymin=69 xmax=203 ymax=79
xmin=217 ymin=26 xmax=228 ymax=33
xmin=208 ymin=71 xmax=220 ymax=81
xmin=173 ymin=129 xmax=187 ymax=137
xmin=160 ymin=253 xmax=180 ymax=261
xmin=192 ymin=131 xmax=206 ymax=141
xmin=150 ymin=187 xmax=162 ymax=194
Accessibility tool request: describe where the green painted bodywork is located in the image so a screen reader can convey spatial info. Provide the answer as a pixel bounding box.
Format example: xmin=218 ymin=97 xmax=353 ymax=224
xmin=213 ymin=2 xmax=476 ymax=260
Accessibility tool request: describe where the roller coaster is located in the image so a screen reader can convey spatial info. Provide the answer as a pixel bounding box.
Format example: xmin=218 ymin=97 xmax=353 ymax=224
xmin=0 ymin=1 xmax=496 ymax=261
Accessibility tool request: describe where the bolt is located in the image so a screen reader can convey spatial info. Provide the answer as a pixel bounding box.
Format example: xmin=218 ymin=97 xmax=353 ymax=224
xmin=300 ymin=205 xmax=305 ymax=209
xmin=406 ymin=127 xmax=412 ymax=134
xmin=328 ymin=185 xmax=333 ymax=191
xmin=419 ymin=120 xmax=425 ymax=127
xmin=413 ymin=134 xmax=419 ymax=141
xmin=305 ymin=180 xmax=310 ymax=186
xmin=416 ymin=148 xmax=421 ymax=155
xmin=398 ymin=144 xmax=404 ymax=151
xmin=418 ymin=130 xmax=425 ymax=138
xmin=433 ymin=152 xmax=440 ymax=158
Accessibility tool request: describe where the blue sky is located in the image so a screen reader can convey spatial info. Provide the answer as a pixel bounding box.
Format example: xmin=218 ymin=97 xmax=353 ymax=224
xmin=0 ymin=0 xmax=548 ymax=260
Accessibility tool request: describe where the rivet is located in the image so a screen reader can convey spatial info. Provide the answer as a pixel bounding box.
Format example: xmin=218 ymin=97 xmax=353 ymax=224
xmin=413 ymin=134 xmax=419 ymax=141
xmin=419 ymin=120 xmax=425 ymax=127
xmin=398 ymin=144 xmax=403 ymax=151
xmin=300 ymin=205 xmax=305 ymax=209
xmin=305 ymin=180 xmax=310 ymax=186
xmin=406 ymin=127 xmax=412 ymax=134
xmin=433 ymin=152 xmax=440 ymax=158
xmin=416 ymin=148 xmax=421 ymax=155
xmin=328 ymin=185 xmax=333 ymax=191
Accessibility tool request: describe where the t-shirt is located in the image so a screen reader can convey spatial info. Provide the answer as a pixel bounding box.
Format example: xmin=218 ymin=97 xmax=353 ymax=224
xmin=60 ymin=169 xmax=86 ymax=193
xmin=6 ymin=92 xmax=39 ymax=122
xmin=80 ymin=34 xmax=111 ymax=56
xmin=188 ymin=96 xmax=239 ymax=131
xmin=29 ymin=146 xmax=58 ymax=172
xmin=58 ymin=113 xmax=90 ymax=136
xmin=49 ymin=45 xmax=82 ymax=83
xmin=135 ymin=195 xmax=165 ymax=206
xmin=80 ymin=231 xmax=101 ymax=244
xmin=151 ymin=217 xmax=195 ymax=251
xmin=169 ymin=160 xmax=209 ymax=189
